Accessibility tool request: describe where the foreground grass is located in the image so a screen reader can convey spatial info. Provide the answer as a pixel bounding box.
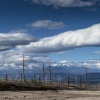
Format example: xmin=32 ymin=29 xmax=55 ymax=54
xmin=0 ymin=81 xmax=99 ymax=91
xmin=0 ymin=81 xmax=65 ymax=91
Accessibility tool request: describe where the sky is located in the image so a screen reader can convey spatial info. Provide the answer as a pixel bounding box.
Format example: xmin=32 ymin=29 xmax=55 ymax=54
xmin=0 ymin=0 xmax=100 ymax=69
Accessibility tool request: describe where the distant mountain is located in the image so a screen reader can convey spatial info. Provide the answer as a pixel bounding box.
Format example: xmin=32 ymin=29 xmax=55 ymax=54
xmin=1 ymin=69 xmax=100 ymax=84
xmin=0 ymin=60 xmax=100 ymax=84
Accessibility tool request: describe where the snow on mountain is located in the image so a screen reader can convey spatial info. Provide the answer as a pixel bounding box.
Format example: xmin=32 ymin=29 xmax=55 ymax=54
xmin=50 ymin=60 xmax=100 ymax=73
xmin=1 ymin=59 xmax=100 ymax=74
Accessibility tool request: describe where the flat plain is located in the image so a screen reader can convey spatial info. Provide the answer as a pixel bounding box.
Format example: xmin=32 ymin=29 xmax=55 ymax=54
xmin=0 ymin=90 xmax=100 ymax=100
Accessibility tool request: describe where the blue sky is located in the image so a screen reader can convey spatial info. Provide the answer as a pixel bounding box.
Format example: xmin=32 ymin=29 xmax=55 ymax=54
xmin=0 ymin=0 xmax=100 ymax=68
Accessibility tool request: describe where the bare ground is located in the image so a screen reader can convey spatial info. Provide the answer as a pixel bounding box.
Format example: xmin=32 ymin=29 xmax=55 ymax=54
xmin=0 ymin=90 xmax=100 ymax=100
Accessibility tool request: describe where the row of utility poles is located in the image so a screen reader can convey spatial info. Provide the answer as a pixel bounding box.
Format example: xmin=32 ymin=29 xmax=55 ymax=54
xmin=5 ymin=54 xmax=26 ymax=82
xmin=22 ymin=54 xmax=52 ymax=83
xmin=66 ymin=64 xmax=88 ymax=87
xmin=4 ymin=66 xmax=88 ymax=89
xmin=4 ymin=54 xmax=88 ymax=88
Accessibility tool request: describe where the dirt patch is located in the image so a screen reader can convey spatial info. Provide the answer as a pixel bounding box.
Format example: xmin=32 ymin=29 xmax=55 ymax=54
xmin=0 ymin=90 xmax=100 ymax=100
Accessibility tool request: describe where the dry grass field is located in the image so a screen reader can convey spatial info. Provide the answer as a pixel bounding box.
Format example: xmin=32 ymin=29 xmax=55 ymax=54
xmin=0 ymin=80 xmax=100 ymax=100
xmin=0 ymin=90 xmax=100 ymax=100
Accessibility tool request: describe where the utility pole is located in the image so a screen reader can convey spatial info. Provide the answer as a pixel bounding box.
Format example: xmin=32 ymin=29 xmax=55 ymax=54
xmin=21 ymin=73 xmax=22 ymax=82
xmin=84 ymin=65 xmax=88 ymax=88
xmin=38 ymin=73 xmax=41 ymax=83
xmin=22 ymin=54 xmax=25 ymax=82
xmin=42 ymin=63 xmax=45 ymax=82
xmin=67 ymin=70 xmax=70 ymax=87
xmin=67 ymin=65 xmax=70 ymax=87
xmin=80 ymin=75 xmax=82 ymax=88
xmin=48 ymin=62 xmax=52 ymax=83
xmin=33 ymin=71 xmax=36 ymax=80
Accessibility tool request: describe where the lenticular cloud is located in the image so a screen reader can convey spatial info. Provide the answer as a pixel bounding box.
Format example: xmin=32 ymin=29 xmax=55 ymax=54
xmin=17 ymin=23 xmax=100 ymax=53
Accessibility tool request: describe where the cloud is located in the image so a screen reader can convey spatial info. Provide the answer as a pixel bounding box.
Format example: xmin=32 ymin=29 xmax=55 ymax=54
xmin=10 ymin=29 xmax=28 ymax=33
xmin=0 ymin=46 xmax=13 ymax=51
xmin=17 ymin=23 xmax=100 ymax=53
xmin=92 ymin=51 xmax=100 ymax=54
xmin=0 ymin=32 xmax=38 ymax=51
xmin=0 ymin=49 xmax=100 ymax=70
xmin=85 ymin=60 xmax=100 ymax=69
xmin=85 ymin=8 xmax=97 ymax=12
xmin=51 ymin=60 xmax=100 ymax=69
xmin=0 ymin=49 xmax=50 ymax=70
xmin=29 ymin=0 xmax=94 ymax=8
xmin=28 ymin=20 xmax=66 ymax=29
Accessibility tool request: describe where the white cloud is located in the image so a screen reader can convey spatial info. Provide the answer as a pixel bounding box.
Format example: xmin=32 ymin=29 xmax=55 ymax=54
xmin=0 ymin=32 xmax=37 ymax=51
xmin=51 ymin=60 xmax=100 ymax=69
xmin=17 ymin=23 xmax=100 ymax=53
xmin=85 ymin=8 xmax=97 ymax=12
xmin=0 ymin=49 xmax=50 ymax=70
xmin=56 ymin=51 xmax=65 ymax=54
xmin=92 ymin=51 xmax=100 ymax=54
xmin=28 ymin=20 xmax=65 ymax=29
xmin=10 ymin=29 xmax=28 ymax=33
xmin=29 ymin=0 xmax=94 ymax=8
xmin=0 ymin=48 xmax=100 ymax=70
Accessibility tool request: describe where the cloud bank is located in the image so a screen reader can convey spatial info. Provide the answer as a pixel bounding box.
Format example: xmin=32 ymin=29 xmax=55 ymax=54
xmin=0 ymin=32 xmax=37 ymax=51
xmin=0 ymin=50 xmax=50 ymax=70
xmin=28 ymin=20 xmax=65 ymax=29
xmin=17 ymin=23 xmax=100 ymax=53
xmin=29 ymin=0 xmax=94 ymax=8
xmin=1 ymin=49 xmax=100 ymax=70
xmin=52 ymin=60 xmax=100 ymax=69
